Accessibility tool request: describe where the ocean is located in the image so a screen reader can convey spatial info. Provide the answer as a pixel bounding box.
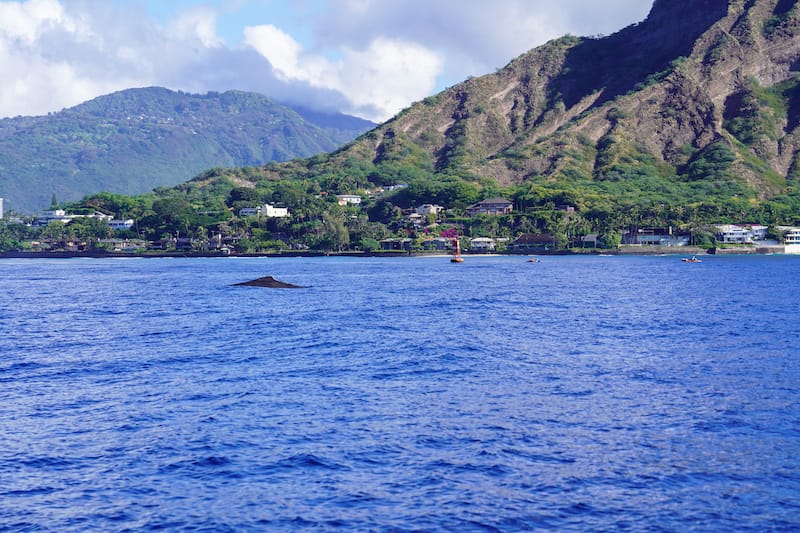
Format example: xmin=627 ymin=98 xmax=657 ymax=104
xmin=1 ymin=254 xmax=798 ymax=531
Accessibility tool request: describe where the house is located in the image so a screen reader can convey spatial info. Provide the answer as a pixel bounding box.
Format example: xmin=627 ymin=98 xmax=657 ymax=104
xmin=109 ymin=219 xmax=135 ymax=230
xmin=175 ymin=237 xmax=195 ymax=251
xmin=148 ymin=238 xmax=175 ymax=251
xmin=261 ymin=204 xmax=289 ymax=218
xmin=581 ymin=234 xmax=600 ymax=248
xmin=416 ymin=204 xmax=444 ymax=216
xmin=466 ymin=198 xmax=513 ymax=217
xmin=422 ymin=237 xmax=453 ymax=251
xmin=380 ymin=238 xmax=412 ymax=251
xmin=780 ymin=226 xmax=800 ymax=244
xmin=336 ymin=194 xmax=362 ymax=206
xmin=32 ymin=209 xmax=115 ymax=227
xmin=239 ymin=203 xmax=290 ymax=218
xmin=777 ymin=226 xmax=800 ymax=254
xmin=98 ymin=238 xmax=147 ymax=252
xmin=469 ymin=237 xmax=496 ymax=252
xmin=405 ymin=213 xmax=427 ymax=228
xmin=623 ymin=227 xmax=690 ymax=246
xmin=716 ymin=224 xmax=768 ymax=244
xmin=33 ymin=209 xmax=72 ymax=226
xmin=510 ymin=233 xmax=557 ymax=251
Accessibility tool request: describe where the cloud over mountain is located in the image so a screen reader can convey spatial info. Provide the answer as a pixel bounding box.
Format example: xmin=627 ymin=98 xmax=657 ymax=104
xmin=0 ymin=0 xmax=650 ymax=122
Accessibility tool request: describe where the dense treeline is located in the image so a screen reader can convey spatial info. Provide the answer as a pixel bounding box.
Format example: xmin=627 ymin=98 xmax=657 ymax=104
xmin=2 ymin=153 xmax=799 ymax=253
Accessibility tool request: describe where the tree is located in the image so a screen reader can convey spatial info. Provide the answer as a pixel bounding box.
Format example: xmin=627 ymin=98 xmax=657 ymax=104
xmin=598 ymin=232 xmax=622 ymax=249
xmin=359 ymin=237 xmax=381 ymax=251
xmin=226 ymin=187 xmax=261 ymax=208
xmin=319 ymin=214 xmax=350 ymax=251
xmin=42 ymin=221 xmax=69 ymax=242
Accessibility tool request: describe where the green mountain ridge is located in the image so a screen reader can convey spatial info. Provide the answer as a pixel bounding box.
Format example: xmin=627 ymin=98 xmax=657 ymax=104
xmin=0 ymin=87 xmax=374 ymax=212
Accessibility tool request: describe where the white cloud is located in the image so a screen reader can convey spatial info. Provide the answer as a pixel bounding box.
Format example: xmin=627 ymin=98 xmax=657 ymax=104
xmin=0 ymin=0 xmax=655 ymax=122
xmin=310 ymin=0 xmax=651 ymax=89
xmin=338 ymin=38 xmax=442 ymax=119
xmin=244 ymin=24 xmax=306 ymax=81
xmin=169 ymin=6 xmax=223 ymax=48
xmin=0 ymin=0 xmax=67 ymax=43
xmin=244 ymin=24 xmax=442 ymax=120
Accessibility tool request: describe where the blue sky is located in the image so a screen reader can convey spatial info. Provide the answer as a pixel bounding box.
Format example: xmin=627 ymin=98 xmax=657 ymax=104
xmin=0 ymin=0 xmax=652 ymax=122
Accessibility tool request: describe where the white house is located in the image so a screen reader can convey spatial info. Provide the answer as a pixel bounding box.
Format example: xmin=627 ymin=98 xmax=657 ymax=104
xmin=470 ymin=237 xmax=496 ymax=252
xmin=716 ymin=224 xmax=769 ymax=244
xmin=34 ymin=209 xmax=72 ymax=225
xmin=782 ymin=227 xmax=800 ymax=244
xmin=33 ymin=209 xmax=115 ymax=226
xmin=778 ymin=226 xmax=800 ymax=254
xmin=416 ymin=204 xmax=444 ymax=216
xmin=623 ymin=227 xmax=690 ymax=246
xmin=261 ymin=204 xmax=289 ymax=218
xmin=406 ymin=213 xmax=426 ymax=228
xmin=336 ymin=195 xmax=362 ymax=206
xmin=239 ymin=203 xmax=290 ymax=218
xmin=109 ymin=219 xmax=135 ymax=230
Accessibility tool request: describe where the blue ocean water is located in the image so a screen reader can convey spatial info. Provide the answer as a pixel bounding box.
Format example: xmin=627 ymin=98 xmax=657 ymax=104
xmin=0 ymin=254 xmax=798 ymax=531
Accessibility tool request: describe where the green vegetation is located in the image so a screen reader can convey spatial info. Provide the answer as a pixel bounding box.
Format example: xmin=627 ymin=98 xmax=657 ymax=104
xmin=0 ymin=87 xmax=373 ymax=213
xmin=3 ymin=148 xmax=799 ymax=255
xmin=724 ymin=77 xmax=795 ymax=146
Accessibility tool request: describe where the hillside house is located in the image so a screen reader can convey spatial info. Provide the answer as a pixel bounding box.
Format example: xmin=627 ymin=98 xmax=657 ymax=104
xmin=466 ymin=198 xmax=513 ymax=217
xmin=780 ymin=226 xmax=800 ymax=244
xmin=336 ymin=195 xmax=362 ymax=206
xmin=581 ymin=234 xmax=600 ymax=248
xmin=422 ymin=237 xmax=453 ymax=251
xmin=109 ymin=219 xmax=135 ymax=230
xmin=380 ymin=238 xmax=412 ymax=251
xmin=416 ymin=204 xmax=444 ymax=216
xmin=510 ymin=233 xmax=557 ymax=251
xmin=239 ymin=203 xmax=290 ymax=218
xmin=623 ymin=227 xmax=690 ymax=246
xmin=715 ymin=224 xmax=768 ymax=244
xmin=777 ymin=226 xmax=800 ymax=254
xmin=405 ymin=213 xmax=427 ymax=229
xmin=32 ymin=209 xmax=115 ymax=227
xmin=469 ymin=237 xmax=496 ymax=252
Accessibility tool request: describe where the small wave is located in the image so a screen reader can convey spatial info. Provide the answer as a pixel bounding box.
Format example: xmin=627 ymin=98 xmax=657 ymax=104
xmin=193 ymin=455 xmax=232 ymax=467
xmin=275 ymin=453 xmax=349 ymax=472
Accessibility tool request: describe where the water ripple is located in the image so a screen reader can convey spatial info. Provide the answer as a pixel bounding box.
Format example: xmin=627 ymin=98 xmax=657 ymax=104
xmin=0 ymin=255 xmax=798 ymax=531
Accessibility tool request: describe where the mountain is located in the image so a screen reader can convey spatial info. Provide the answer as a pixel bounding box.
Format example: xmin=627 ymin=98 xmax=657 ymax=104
xmin=226 ymin=0 xmax=799 ymax=222
xmin=0 ymin=88 xmax=374 ymax=212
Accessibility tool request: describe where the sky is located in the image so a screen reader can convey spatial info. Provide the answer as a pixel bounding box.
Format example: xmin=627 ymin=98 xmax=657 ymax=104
xmin=0 ymin=0 xmax=653 ymax=122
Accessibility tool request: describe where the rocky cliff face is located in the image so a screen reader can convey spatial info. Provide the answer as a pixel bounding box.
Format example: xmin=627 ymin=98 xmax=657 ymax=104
xmin=348 ymin=0 xmax=799 ymax=200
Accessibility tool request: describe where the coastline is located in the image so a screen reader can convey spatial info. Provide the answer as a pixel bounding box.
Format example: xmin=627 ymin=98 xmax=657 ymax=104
xmin=1 ymin=245 xmax=792 ymax=259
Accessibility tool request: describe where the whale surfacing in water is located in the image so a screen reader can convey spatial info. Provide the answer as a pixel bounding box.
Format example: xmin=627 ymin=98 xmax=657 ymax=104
xmin=232 ymin=276 xmax=306 ymax=288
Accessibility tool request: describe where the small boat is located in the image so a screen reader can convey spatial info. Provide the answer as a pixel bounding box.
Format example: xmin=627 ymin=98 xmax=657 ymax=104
xmin=682 ymin=256 xmax=702 ymax=263
xmin=451 ymin=238 xmax=464 ymax=263
xmin=527 ymin=257 xmax=540 ymax=263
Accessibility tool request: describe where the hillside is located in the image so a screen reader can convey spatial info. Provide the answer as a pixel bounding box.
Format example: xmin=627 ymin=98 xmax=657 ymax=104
xmin=0 ymin=88 xmax=373 ymax=212
xmin=191 ymin=0 xmax=799 ymax=223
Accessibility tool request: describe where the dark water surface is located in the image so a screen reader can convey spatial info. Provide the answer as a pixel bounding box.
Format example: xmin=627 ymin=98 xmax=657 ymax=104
xmin=1 ymin=255 xmax=798 ymax=531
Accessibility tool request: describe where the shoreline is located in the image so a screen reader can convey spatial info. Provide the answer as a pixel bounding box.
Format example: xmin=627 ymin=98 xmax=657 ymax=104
xmin=0 ymin=245 xmax=792 ymax=259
